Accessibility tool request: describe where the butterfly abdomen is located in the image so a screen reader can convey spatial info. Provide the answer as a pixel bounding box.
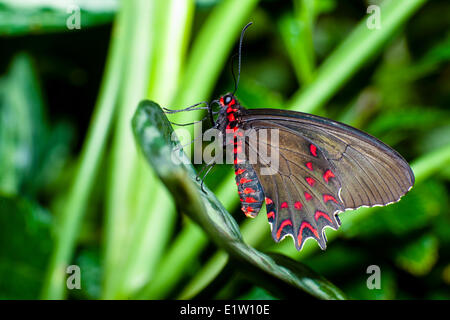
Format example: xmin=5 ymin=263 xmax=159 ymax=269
xmin=234 ymin=162 xmax=264 ymax=218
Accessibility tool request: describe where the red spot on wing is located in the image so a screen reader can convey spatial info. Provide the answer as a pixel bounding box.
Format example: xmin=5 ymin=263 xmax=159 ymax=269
xmin=306 ymin=177 xmax=315 ymax=186
xmin=235 ymin=168 xmax=246 ymax=175
xmin=304 ymin=192 xmax=313 ymax=201
xmin=297 ymin=221 xmax=319 ymax=245
xmin=281 ymin=202 xmax=288 ymax=209
xmin=314 ymin=210 xmax=333 ymax=223
xmin=294 ymin=201 xmax=303 ymax=210
xmin=277 ymin=220 xmax=293 ymax=240
xmin=267 ymin=211 xmax=275 ymax=219
xmin=306 ymin=162 xmax=313 ymax=171
xmin=323 ymin=169 xmax=335 ymax=183
xmin=323 ymin=194 xmax=339 ymax=204
xmin=310 ymin=144 xmax=318 ymax=157
xmin=265 ymin=197 xmax=273 ymax=204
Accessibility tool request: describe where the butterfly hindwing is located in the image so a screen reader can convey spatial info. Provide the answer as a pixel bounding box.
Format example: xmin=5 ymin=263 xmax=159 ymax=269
xmin=244 ymin=127 xmax=342 ymax=250
xmin=236 ymin=108 xmax=414 ymax=250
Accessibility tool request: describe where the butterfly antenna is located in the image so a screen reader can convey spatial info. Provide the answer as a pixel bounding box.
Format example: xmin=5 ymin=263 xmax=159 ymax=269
xmin=232 ymin=22 xmax=253 ymax=95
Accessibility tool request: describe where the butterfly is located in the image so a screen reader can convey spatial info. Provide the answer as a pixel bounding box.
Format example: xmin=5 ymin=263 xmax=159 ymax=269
xmin=166 ymin=22 xmax=415 ymax=251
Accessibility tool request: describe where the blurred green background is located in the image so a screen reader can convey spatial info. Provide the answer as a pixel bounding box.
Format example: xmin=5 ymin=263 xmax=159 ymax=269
xmin=0 ymin=0 xmax=449 ymax=300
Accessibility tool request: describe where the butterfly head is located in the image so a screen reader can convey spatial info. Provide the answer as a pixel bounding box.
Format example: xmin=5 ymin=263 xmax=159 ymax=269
xmin=219 ymin=93 xmax=238 ymax=108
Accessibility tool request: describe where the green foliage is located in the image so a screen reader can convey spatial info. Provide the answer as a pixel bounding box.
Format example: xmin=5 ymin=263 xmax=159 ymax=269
xmin=0 ymin=195 xmax=52 ymax=299
xmin=0 ymin=54 xmax=72 ymax=196
xmin=0 ymin=0 xmax=116 ymax=36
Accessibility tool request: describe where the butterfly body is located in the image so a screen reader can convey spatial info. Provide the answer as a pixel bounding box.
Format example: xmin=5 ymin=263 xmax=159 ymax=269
xmin=214 ymin=93 xmax=414 ymax=251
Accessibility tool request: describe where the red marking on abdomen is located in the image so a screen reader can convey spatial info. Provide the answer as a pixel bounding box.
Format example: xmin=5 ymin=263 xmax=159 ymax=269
xmin=234 ymin=146 xmax=242 ymax=154
xmin=306 ymin=162 xmax=313 ymax=171
xmin=267 ymin=211 xmax=274 ymax=219
xmin=323 ymin=194 xmax=339 ymax=204
xmin=277 ymin=220 xmax=293 ymax=240
xmin=310 ymin=144 xmax=318 ymax=157
xmin=306 ymin=177 xmax=315 ymax=186
xmin=235 ymin=168 xmax=246 ymax=175
xmin=242 ymin=206 xmax=254 ymax=217
xmin=281 ymin=202 xmax=288 ymax=209
xmin=304 ymin=192 xmax=313 ymax=201
xmin=294 ymin=201 xmax=303 ymax=210
xmin=314 ymin=210 xmax=332 ymax=223
xmin=297 ymin=221 xmax=319 ymax=245
xmin=323 ymin=169 xmax=335 ymax=183
xmin=243 ymin=187 xmax=256 ymax=194
xmin=240 ymin=177 xmax=252 ymax=184
xmin=265 ymin=197 xmax=273 ymax=204
xmin=244 ymin=197 xmax=258 ymax=203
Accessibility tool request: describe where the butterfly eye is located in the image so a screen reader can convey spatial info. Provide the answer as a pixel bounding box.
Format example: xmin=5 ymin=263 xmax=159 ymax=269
xmin=223 ymin=95 xmax=232 ymax=105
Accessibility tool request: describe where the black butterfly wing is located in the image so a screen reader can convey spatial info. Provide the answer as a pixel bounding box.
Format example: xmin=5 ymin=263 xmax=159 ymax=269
xmin=240 ymin=108 xmax=414 ymax=250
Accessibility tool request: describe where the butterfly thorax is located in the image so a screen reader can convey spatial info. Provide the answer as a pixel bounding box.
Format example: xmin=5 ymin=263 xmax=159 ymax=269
xmin=215 ymin=93 xmax=247 ymax=140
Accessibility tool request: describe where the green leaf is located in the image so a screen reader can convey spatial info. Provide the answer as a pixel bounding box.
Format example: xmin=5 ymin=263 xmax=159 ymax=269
xmin=132 ymin=100 xmax=346 ymax=300
xmin=345 ymin=266 xmax=397 ymax=300
xmin=0 ymin=195 xmax=52 ymax=299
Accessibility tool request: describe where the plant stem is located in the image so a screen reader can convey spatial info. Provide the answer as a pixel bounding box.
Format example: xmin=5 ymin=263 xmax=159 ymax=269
xmin=40 ymin=3 xmax=132 ymax=300
xmin=102 ymin=0 xmax=154 ymax=299
xmin=118 ymin=0 xmax=194 ymax=298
